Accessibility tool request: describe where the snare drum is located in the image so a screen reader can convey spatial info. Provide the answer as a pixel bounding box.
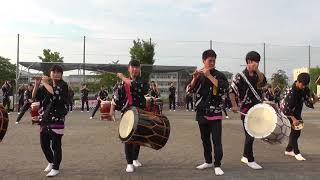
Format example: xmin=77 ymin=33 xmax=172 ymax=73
xmin=30 ymin=102 xmax=40 ymax=124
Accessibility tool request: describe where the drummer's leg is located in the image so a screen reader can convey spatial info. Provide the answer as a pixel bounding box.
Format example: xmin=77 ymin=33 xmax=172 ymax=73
xmin=91 ymin=101 xmax=100 ymax=118
xmin=16 ymin=103 xmax=30 ymax=123
xmin=287 ymin=128 xmax=301 ymax=155
xmin=211 ymin=120 xmax=223 ymax=167
xmin=125 ymin=143 xmax=134 ymax=164
xmin=241 ymin=116 xmax=255 ymax=162
xmin=133 ymin=145 xmax=140 ymax=161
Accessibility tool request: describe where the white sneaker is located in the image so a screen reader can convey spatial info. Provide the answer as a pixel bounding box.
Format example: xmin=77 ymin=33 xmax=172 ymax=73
xmin=18 ymin=112 xmax=20 ymax=115
xmin=247 ymin=162 xmax=263 ymax=170
xmin=133 ymin=160 xmax=142 ymax=167
xmin=8 ymin=112 xmax=10 ymax=115
xmin=15 ymin=122 xmax=19 ymax=125
xmin=70 ymin=111 xmax=73 ymax=113
xmin=196 ymin=163 xmax=213 ymax=170
xmin=126 ymin=164 xmax=134 ymax=173
xmin=186 ymin=109 xmax=189 ymax=111
xmin=240 ymin=157 xmax=248 ymax=164
xmin=89 ymin=117 xmax=93 ymax=119
xmin=225 ymin=116 xmax=229 ymax=119
xmin=44 ymin=163 xmax=53 ymax=172
xmin=46 ymin=169 xmax=59 ymax=177
xmin=295 ymin=154 xmax=306 ymax=161
xmin=192 ymin=109 xmax=194 ymax=111
xmin=285 ymin=151 xmax=295 ymax=157
xmin=87 ymin=111 xmax=89 ymax=112
xmin=214 ymin=167 xmax=224 ymax=176
xmin=174 ymin=110 xmax=176 ymax=112
xmin=81 ymin=111 xmax=83 ymax=112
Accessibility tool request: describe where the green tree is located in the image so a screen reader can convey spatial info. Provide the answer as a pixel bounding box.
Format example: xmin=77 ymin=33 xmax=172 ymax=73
xmin=309 ymin=66 xmax=320 ymax=93
xmin=129 ymin=39 xmax=155 ymax=81
xmin=38 ymin=49 xmax=64 ymax=76
xmin=0 ymin=56 xmax=16 ymax=85
xmin=99 ymin=72 xmax=117 ymax=90
xmin=271 ymin=69 xmax=288 ymax=90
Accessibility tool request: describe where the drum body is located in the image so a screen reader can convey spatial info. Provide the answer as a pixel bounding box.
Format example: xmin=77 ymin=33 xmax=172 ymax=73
xmin=153 ymin=98 xmax=163 ymax=114
xmin=119 ymin=107 xmax=170 ymax=150
xmin=30 ymin=102 xmax=40 ymax=124
xmin=244 ymin=101 xmax=291 ymax=144
xmin=100 ymin=101 xmax=112 ymax=121
xmin=0 ymin=104 xmax=9 ymax=142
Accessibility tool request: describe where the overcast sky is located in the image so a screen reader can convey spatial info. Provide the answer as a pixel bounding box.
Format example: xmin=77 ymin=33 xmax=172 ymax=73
xmin=1 ymin=0 xmax=320 ymax=79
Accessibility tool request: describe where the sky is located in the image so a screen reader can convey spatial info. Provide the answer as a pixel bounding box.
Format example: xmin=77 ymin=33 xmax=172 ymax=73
xmin=0 ymin=0 xmax=320 ymax=79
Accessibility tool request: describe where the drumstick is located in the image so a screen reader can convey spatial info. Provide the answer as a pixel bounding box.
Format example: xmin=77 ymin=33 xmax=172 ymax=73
xmin=239 ymin=111 xmax=247 ymax=116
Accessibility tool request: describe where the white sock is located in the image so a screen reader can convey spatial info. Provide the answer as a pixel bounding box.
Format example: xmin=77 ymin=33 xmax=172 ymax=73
xmin=295 ymin=154 xmax=306 ymax=161
xmin=126 ymin=164 xmax=134 ymax=173
xmin=133 ymin=160 xmax=142 ymax=167
xmin=247 ymin=162 xmax=263 ymax=170
xmin=46 ymin=169 xmax=59 ymax=177
xmin=196 ymin=163 xmax=213 ymax=170
xmin=44 ymin=163 xmax=53 ymax=172
xmin=214 ymin=167 xmax=224 ymax=176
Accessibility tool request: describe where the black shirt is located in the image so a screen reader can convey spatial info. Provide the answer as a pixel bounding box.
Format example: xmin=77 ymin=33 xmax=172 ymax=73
xmin=169 ymin=86 xmax=176 ymax=98
xmin=98 ymin=89 xmax=108 ymax=101
xmin=149 ymin=89 xmax=159 ymax=98
xmin=113 ymin=77 xmax=149 ymax=112
xmin=192 ymin=68 xmax=229 ymax=123
xmin=24 ymin=90 xmax=32 ymax=104
xmin=264 ymin=90 xmax=274 ymax=101
xmin=81 ymin=88 xmax=89 ymax=101
xmin=230 ymin=68 xmax=267 ymax=111
xmin=35 ymin=80 xmax=69 ymax=125
xmin=274 ymin=89 xmax=281 ymax=102
xmin=282 ymin=82 xmax=314 ymax=119
xmin=1 ymin=84 xmax=10 ymax=99
xmin=18 ymin=88 xmax=25 ymax=102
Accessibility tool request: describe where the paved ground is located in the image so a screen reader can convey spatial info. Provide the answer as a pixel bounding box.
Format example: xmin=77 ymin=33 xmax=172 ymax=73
xmin=0 ymin=105 xmax=320 ymax=180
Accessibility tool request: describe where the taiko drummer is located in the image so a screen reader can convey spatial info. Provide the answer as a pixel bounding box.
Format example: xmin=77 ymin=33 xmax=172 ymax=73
xmin=110 ymin=60 xmax=149 ymax=173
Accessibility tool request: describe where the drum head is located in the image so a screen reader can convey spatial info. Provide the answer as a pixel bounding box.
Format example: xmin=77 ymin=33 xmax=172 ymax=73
xmin=244 ymin=104 xmax=277 ymax=138
xmin=119 ymin=108 xmax=137 ymax=139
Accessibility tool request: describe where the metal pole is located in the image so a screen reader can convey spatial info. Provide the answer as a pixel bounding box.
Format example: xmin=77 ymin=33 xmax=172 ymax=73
xmin=15 ymin=34 xmax=20 ymax=111
xmin=308 ymin=45 xmax=311 ymax=70
xmin=263 ymin=42 xmax=266 ymax=75
xmin=210 ymin=40 xmax=212 ymax=49
xmin=83 ymin=36 xmax=86 ymax=83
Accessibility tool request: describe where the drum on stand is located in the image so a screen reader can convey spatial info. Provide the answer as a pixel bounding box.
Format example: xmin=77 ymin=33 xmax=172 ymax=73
xmin=30 ymin=102 xmax=40 ymax=124
xmin=119 ymin=107 xmax=170 ymax=150
xmin=100 ymin=101 xmax=112 ymax=121
xmin=244 ymin=101 xmax=291 ymax=144
xmin=145 ymin=97 xmax=153 ymax=112
xmin=0 ymin=104 xmax=9 ymax=142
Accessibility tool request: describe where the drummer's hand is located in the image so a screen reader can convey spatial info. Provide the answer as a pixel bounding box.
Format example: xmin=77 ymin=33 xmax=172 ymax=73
xmin=231 ymin=106 xmax=239 ymax=113
xmin=35 ymin=78 xmax=41 ymax=87
xmin=42 ymin=76 xmax=49 ymax=84
xmin=117 ymin=73 xmax=124 ymax=79
xmin=292 ymin=118 xmax=300 ymax=126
